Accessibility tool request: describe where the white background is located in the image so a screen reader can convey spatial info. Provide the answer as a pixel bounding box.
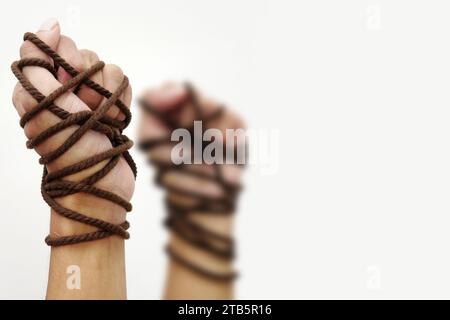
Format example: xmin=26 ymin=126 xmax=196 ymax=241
xmin=1 ymin=0 xmax=450 ymax=299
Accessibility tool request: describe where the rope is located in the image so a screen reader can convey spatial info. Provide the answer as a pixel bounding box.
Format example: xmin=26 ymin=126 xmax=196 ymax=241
xmin=11 ymin=32 xmax=137 ymax=246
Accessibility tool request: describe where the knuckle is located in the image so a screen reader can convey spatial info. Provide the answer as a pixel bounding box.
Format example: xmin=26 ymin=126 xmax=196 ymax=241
xmin=19 ymin=41 xmax=34 ymax=58
xmin=12 ymin=82 xmax=33 ymax=114
xmin=23 ymin=120 xmax=38 ymax=139
xmin=104 ymin=64 xmax=123 ymax=80
xmin=12 ymin=82 xmax=22 ymax=108
xmin=80 ymin=49 xmax=99 ymax=64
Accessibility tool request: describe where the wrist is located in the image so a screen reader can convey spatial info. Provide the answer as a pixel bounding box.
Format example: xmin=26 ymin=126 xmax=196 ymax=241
xmin=47 ymin=156 xmax=134 ymax=241
xmin=49 ymin=192 xmax=127 ymax=238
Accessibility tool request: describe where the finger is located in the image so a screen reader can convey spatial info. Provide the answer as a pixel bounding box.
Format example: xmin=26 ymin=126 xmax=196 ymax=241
xmin=55 ymin=35 xmax=85 ymax=84
xmin=101 ymin=64 xmax=128 ymax=120
xmin=77 ymin=49 xmax=103 ymax=109
xmin=15 ymin=18 xmax=62 ymax=119
xmin=14 ymin=19 xmax=96 ymax=171
xmin=162 ymin=170 xmax=224 ymax=198
xmin=115 ymin=78 xmax=132 ymax=121
xmin=20 ymin=18 xmax=61 ymax=63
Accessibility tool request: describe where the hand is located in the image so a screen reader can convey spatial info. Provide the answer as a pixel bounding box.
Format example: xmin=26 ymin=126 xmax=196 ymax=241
xmin=12 ymin=18 xmax=135 ymax=241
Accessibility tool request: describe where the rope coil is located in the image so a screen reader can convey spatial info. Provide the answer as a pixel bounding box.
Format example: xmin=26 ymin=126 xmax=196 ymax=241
xmin=11 ymin=32 xmax=137 ymax=246
xmin=139 ymin=83 xmax=244 ymax=281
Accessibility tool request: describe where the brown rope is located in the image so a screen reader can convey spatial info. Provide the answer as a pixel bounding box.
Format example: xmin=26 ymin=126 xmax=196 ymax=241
xmin=139 ymin=83 xmax=244 ymax=281
xmin=11 ymin=32 xmax=137 ymax=246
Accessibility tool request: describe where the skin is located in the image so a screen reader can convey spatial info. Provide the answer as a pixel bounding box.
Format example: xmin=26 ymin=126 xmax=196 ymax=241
xmin=138 ymin=83 xmax=245 ymax=299
xmin=12 ymin=19 xmax=134 ymax=299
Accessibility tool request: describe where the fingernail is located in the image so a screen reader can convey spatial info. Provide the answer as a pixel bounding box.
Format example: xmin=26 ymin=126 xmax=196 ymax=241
xmin=39 ymin=18 xmax=59 ymax=31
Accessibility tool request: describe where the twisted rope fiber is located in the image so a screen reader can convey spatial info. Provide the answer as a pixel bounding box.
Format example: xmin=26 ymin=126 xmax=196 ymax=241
xmin=139 ymin=83 xmax=244 ymax=282
xmin=11 ymin=32 xmax=137 ymax=246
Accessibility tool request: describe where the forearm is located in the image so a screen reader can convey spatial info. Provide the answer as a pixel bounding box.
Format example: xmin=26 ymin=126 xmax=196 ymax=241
xmin=164 ymin=213 xmax=235 ymax=300
xmin=45 ymin=190 xmax=128 ymax=299
xmin=47 ymin=231 xmax=126 ymax=299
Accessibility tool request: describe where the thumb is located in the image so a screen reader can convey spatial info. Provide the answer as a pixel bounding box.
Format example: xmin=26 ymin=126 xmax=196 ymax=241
xmin=20 ymin=18 xmax=61 ymax=62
